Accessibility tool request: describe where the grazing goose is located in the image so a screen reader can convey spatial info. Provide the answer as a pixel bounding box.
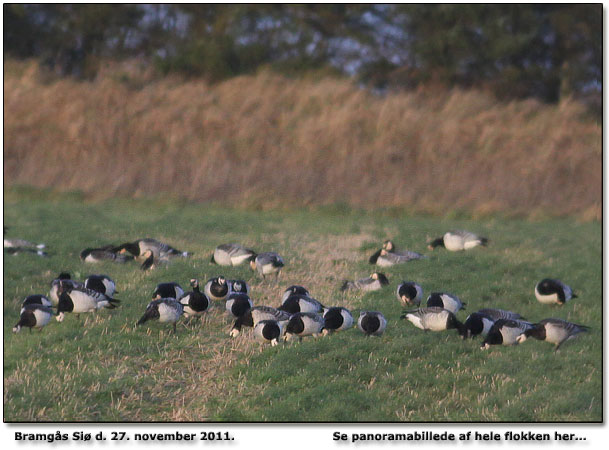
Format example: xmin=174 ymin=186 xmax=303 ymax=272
xmin=114 ymin=238 xmax=190 ymax=260
xmin=400 ymin=307 xmax=464 ymax=333
xmin=230 ymin=306 xmax=291 ymax=337
xmin=254 ymin=320 xmax=285 ymax=346
xmin=285 ymin=312 xmax=325 ymax=340
xmin=80 ymin=246 xmax=132 ymax=263
xmin=370 ymin=240 xmax=426 ymax=266
xmin=428 ymin=231 xmax=488 ymax=251
xmin=341 ymin=272 xmax=389 ymax=292
xmin=49 ymin=273 xmax=84 ymax=306
xmin=56 ymin=281 xmax=120 ymax=322
xmin=179 ymin=279 xmax=210 ymax=318
xmin=535 ymin=279 xmax=577 ymax=305
xmin=517 ymin=318 xmax=589 ymax=351
xmin=282 ymin=285 xmax=310 ymax=303
xmin=137 ymin=298 xmax=184 ymax=333
xmin=481 ymin=319 xmax=533 ymax=349
xmin=228 ymin=279 xmax=250 ymax=295
xmin=250 ymin=252 xmax=285 ymax=279
xmin=84 ymin=274 xmax=116 ymax=297
xmin=13 ymin=304 xmax=53 ymax=333
xmin=204 ymin=276 xmax=229 ymax=301
xmin=322 ymin=307 xmax=354 ymax=334
xmin=426 ymin=292 xmax=466 ymax=313
xmin=279 ymin=294 xmax=325 ymax=314
xmin=21 ymin=294 xmax=52 ymax=310
xmin=225 ymin=293 xmax=254 ymax=318
xmin=396 ymin=281 xmax=423 ymax=307
xmin=152 ymin=282 xmax=184 ymax=300
xmin=460 ymin=309 xmax=525 ymax=339
xmin=357 ymin=311 xmax=387 ymax=336
xmin=211 ymin=244 xmax=256 ymax=266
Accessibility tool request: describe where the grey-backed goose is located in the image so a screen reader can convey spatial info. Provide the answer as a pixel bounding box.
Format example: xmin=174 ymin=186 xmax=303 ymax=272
xmin=13 ymin=304 xmax=53 ymax=333
xmin=426 ymin=292 xmax=466 ymax=313
xmin=428 ymin=230 xmax=488 ymax=251
xmin=211 ymin=244 xmax=256 ymax=266
xmin=357 ymin=311 xmax=387 ymax=336
xmin=341 ymin=273 xmax=389 ymax=292
xmin=517 ymin=318 xmax=589 ymax=351
xmin=481 ymin=319 xmax=533 ymax=349
xmin=535 ymin=279 xmax=577 ymax=305
xmin=250 ymin=252 xmax=284 ymax=279
xmin=396 ymin=281 xmax=423 ymax=307
xmin=137 ymin=298 xmax=184 ymax=333
xmin=401 ymin=307 xmax=464 ymax=333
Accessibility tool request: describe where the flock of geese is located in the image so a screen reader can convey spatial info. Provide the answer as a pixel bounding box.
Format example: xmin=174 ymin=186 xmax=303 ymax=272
xmin=8 ymin=229 xmax=589 ymax=352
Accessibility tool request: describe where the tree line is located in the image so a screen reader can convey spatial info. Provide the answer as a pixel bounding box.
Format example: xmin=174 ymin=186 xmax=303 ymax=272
xmin=4 ymin=4 xmax=601 ymax=103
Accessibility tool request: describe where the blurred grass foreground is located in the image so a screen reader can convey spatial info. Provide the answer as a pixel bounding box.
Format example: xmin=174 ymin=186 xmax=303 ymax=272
xmin=4 ymin=59 xmax=600 ymax=219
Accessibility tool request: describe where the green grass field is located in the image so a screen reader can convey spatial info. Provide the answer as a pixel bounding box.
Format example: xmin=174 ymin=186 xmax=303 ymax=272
xmin=3 ymin=187 xmax=602 ymax=422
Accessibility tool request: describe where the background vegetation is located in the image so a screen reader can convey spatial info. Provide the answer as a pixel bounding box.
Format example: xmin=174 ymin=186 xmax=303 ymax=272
xmin=3 ymin=59 xmax=601 ymax=219
xmin=3 ymin=188 xmax=602 ymax=421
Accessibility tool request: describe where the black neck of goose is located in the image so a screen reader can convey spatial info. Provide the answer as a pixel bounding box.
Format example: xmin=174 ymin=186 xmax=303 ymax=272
xmin=368 ymin=249 xmax=382 ymax=264
xmin=430 ymin=238 xmax=444 ymax=249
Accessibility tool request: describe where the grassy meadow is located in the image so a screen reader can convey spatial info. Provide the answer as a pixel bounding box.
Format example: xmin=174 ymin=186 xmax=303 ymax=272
xmin=3 ymin=187 xmax=602 ymax=422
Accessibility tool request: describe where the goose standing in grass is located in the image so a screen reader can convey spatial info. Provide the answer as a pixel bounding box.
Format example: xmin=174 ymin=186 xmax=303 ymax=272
xmin=282 ymin=285 xmax=310 ymax=303
xmin=254 ymin=320 xmax=285 ymax=346
xmin=481 ymin=319 xmax=533 ymax=349
xmin=80 ymin=246 xmax=132 ymax=263
xmin=322 ymin=307 xmax=354 ymax=334
xmin=229 ymin=306 xmax=291 ymax=337
xmin=205 ymin=276 xmax=229 ymax=301
xmin=13 ymin=304 xmax=54 ymax=333
xmin=357 ymin=311 xmax=387 ymax=336
xmin=396 ymin=281 xmax=423 ymax=307
xmin=114 ymin=238 xmax=190 ymax=261
xmin=21 ymin=294 xmax=53 ymax=310
xmin=56 ymin=281 xmax=120 ymax=322
xmin=428 ymin=231 xmax=488 ymax=251
xmin=179 ymin=279 xmax=210 ymax=319
xmin=250 ymin=252 xmax=285 ymax=279
xmin=459 ymin=308 xmax=525 ymax=339
xmin=517 ymin=318 xmax=589 ymax=351
xmin=535 ymin=279 xmax=577 ymax=305
xmin=228 ymin=279 xmax=250 ymax=295
xmin=49 ymin=273 xmax=84 ymax=306
xmin=285 ymin=312 xmax=325 ymax=340
xmin=426 ymin=292 xmax=466 ymax=313
xmin=279 ymin=294 xmax=325 ymax=314
xmin=84 ymin=274 xmax=116 ymax=297
xmin=400 ymin=307 xmax=464 ymax=333
xmin=341 ymin=272 xmax=389 ymax=292
xmin=152 ymin=282 xmax=184 ymax=300
xmin=211 ymin=244 xmax=256 ymax=266
xmin=137 ymin=298 xmax=184 ymax=333
xmin=226 ymin=293 xmax=254 ymax=318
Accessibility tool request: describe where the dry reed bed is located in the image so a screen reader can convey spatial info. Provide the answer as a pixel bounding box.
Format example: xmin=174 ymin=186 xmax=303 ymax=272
xmin=4 ymin=60 xmax=601 ymax=218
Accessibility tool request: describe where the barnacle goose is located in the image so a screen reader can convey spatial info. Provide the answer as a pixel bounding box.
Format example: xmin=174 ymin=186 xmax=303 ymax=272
xmin=428 ymin=231 xmax=488 ymax=251
xmin=228 ymin=279 xmax=250 ymax=295
xmin=84 ymin=274 xmax=116 ymax=297
xmin=49 ymin=273 xmax=84 ymax=306
xmin=322 ymin=307 xmax=354 ymax=334
xmin=229 ymin=306 xmax=291 ymax=337
xmin=21 ymin=294 xmax=52 ymax=310
xmin=254 ymin=320 xmax=285 ymax=346
xmin=396 ymin=281 xmax=423 ymax=307
xmin=426 ymin=292 xmax=466 ymax=313
xmin=179 ymin=279 xmax=210 ymax=318
xmin=400 ymin=307 xmax=464 ymax=333
xmin=341 ymin=273 xmax=389 ymax=292
xmin=282 ymin=285 xmax=310 ymax=303
xmin=152 ymin=282 xmax=184 ymax=300
xmin=114 ymin=238 xmax=190 ymax=260
xmin=13 ymin=304 xmax=53 ymax=333
xmin=279 ymin=294 xmax=325 ymax=314
xmin=481 ymin=319 xmax=533 ymax=349
xmin=56 ymin=281 xmax=120 ymax=322
xmin=250 ymin=252 xmax=284 ymax=279
xmin=211 ymin=244 xmax=256 ymax=266
xmin=285 ymin=312 xmax=325 ymax=340
xmin=535 ymin=279 xmax=577 ymax=305
xmin=137 ymin=298 xmax=184 ymax=333
xmin=517 ymin=318 xmax=589 ymax=351
xmin=226 ymin=293 xmax=254 ymax=318
xmin=204 ymin=276 xmax=229 ymax=301
xmin=80 ymin=246 xmax=132 ymax=263
xmin=357 ymin=311 xmax=387 ymax=336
